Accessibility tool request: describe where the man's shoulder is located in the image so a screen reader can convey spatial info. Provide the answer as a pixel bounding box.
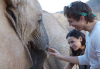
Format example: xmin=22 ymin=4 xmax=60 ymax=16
xmin=92 ymin=21 xmax=100 ymax=34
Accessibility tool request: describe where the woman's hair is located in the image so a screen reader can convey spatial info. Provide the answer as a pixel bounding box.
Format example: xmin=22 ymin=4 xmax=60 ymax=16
xmin=66 ymin=29 xmax=86 ymax=56
xmin=64 ymin=1 xmax=95 ymax=23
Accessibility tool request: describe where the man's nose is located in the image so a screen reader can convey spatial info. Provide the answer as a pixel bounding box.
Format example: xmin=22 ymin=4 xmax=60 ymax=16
xmin=69 ymin=23 xmax=72 ymax=26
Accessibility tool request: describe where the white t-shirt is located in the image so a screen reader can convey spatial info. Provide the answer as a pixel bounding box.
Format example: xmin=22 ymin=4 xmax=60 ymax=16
xmin=78 ymin=21 xmax=100 ymax=69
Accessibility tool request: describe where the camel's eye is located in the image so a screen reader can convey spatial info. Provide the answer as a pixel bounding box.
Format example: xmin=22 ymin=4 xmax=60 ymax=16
xmin=38 ymin=16 xmax=42 ymax=23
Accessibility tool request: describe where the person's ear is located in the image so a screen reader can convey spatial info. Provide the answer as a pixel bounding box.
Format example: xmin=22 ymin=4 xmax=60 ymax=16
xmin=79 ymin=36 xmax=82 ymax=42
xmin=80 ymin=16 xmax=85 ymax=22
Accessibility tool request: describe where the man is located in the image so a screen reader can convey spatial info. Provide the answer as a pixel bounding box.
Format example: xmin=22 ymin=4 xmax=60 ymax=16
xmin=48 ymin=1 xmax=100 ymax=69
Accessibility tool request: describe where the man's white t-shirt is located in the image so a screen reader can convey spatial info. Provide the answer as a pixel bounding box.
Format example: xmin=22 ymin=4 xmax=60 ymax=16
xmin=78 ymin=21 xmax=100 ymax=69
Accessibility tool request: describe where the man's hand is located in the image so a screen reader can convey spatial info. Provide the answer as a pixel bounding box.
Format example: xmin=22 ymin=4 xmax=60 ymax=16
xmin=48 ymin=48 xmax=62 ymax=60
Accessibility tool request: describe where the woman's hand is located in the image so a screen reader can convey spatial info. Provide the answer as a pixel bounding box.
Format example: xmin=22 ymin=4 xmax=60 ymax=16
xmin=48 ymin=48 xmax=62 ymax=60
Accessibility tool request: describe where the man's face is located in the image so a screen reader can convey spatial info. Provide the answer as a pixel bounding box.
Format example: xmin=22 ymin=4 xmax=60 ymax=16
xmin=67 ymin=17 xmax=83 ymax=31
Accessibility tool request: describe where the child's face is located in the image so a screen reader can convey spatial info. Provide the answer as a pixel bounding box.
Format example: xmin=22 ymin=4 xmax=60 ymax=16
xmin=67 ymin=36 xmax=82 ymax=51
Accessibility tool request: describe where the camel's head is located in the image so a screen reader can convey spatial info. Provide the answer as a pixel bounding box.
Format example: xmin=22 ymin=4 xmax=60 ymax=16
xmin=4 ymin=0 xmax=49 ymax=69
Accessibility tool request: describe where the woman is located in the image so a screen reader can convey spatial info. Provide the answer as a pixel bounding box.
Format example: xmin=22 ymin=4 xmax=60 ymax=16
xmin=64 ymin=29 xmax=90 ymax=69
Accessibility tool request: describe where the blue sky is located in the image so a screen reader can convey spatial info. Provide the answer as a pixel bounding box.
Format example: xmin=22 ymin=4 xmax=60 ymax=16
xmin=38 ymin=0 xmax=89 ymax=13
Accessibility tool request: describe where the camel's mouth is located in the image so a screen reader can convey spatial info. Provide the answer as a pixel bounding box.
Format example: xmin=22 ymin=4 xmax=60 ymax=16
xmin=27 ymin=40 xmax=49 ymax=54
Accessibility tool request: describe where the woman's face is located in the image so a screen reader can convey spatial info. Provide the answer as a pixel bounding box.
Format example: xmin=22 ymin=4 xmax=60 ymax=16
xmin=67 ymin=36 xmax=82 ymax=51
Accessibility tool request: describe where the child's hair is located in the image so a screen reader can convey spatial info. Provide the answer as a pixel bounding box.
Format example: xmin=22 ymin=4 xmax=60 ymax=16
xmin=64 ymin=1 xmax=95 ymax=23
xmin=66 ymin=29 xmax=86 ymax=56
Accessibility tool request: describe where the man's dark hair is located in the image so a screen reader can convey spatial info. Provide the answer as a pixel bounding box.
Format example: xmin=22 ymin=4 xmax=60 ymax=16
xmin=64 ymin=1 xmax=95 ymax=23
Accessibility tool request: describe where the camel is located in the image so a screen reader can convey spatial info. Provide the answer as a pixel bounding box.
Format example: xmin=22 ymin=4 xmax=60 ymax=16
xmin=0 ymin=0 xmax=49 ymax=69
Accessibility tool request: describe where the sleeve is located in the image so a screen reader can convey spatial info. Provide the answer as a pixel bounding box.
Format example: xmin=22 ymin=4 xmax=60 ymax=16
xmin=94 ymin=31 xmax=100 ymax=66
xmin=78 ymin=31 xmax=90 ymax=65
xmin=78 ymin=53 xmax=90 ymax=65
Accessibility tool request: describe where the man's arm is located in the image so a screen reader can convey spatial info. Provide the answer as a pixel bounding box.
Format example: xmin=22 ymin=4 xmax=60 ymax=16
xmin=49 ymin=48 xmax=79 ymax=64
xmin=59 ymin=56 xmax=79 ymax=64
